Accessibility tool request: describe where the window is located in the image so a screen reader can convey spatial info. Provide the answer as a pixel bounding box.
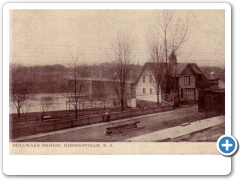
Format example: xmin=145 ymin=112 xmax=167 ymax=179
xmin=143 ymin=75 xmax=146 ymax=83
xmin=181 ymin=89 xmax=183 ymax=98
xmin=143 ymin=88 xmax=146 ymax=94
xmin=184 ymin=88 xmax=195 ymax=101
xmin=150 ymin=76 xmax=153 ymax=83
xmin=150 ymin=88 xmax=153 ymax=94
xmin=184 ymin=76 xmax=190 ymax=85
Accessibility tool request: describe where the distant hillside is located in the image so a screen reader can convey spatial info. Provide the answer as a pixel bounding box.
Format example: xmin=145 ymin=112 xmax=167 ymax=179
xmin=200 ymin=66 xmax=225 ymax=82
xmin=10 ymin=63 xmax=143 ymax=94
xmin=87 ymin=62 xmax=143 ymax=81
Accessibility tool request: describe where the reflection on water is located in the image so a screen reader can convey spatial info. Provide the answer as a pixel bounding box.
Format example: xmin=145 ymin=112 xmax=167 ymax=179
xmin=10 ymin=93 xmax=68 ymax=114
xmin=9 ymin=93 xmax=122 ymax=114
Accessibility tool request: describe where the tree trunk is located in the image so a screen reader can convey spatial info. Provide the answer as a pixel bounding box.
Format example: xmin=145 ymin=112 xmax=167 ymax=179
xmin=75 ymin=105 xmax=78 ymax=119
xmin=157 ymin=90 xmax=160 ymax=106
xmin=17 ymin=108 xmax=21 ymax=117
xmin=121 ymin=98 xmax=124 ymax=111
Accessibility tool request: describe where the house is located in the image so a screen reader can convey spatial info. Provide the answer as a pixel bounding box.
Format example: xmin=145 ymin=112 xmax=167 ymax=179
xmin=135 ymin=63 xmax=161 ymax=103
xmin=168 ymin=63 xmax=210 ymax=103
xmin=135 ymin=61 xmax=209 ymax=104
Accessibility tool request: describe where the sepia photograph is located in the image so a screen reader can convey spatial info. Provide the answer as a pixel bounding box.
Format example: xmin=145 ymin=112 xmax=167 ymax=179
xmin=8 ymin=6 xmax=226 ymax=155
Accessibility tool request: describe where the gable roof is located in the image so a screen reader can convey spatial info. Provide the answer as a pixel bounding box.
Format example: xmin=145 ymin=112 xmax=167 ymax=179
xmin=135 ymin=63 xmax=151 ymax=85
xmin=189 ymin=63 xmax=204 ymax=74
xmin=136 ymin=62 xmax=210 ymax=88
xmin=135 ymin=62 xmax=173 ymax=85
xmin=173 ymin=63 xmax=204 ymax=77
xmin=135 ymin=62 xmax=194 ymax=84
xmin=173 ymin=63 xmax=188 ymax=76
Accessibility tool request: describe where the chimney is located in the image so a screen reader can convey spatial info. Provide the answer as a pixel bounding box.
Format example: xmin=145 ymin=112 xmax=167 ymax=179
xmin=210 ymin=72 xmax=215 ymax=80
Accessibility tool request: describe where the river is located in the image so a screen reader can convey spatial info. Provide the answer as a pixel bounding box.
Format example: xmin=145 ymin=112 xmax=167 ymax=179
xmin=9 ymin=93 xmax=121 ymax=114
xmin=10 ymin=93 xmax=68 ymax=114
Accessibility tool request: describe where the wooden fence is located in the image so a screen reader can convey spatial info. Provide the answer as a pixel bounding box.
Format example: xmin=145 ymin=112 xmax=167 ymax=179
xmin=10 ymin=105 xmax=174 ymax=139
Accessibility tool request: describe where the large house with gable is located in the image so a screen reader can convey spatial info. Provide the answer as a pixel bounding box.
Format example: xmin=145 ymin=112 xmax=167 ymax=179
xmin=135 ymin=52 xmax=209 ymax=104
xmin=169 ymin=62 xmax=209 ymax=103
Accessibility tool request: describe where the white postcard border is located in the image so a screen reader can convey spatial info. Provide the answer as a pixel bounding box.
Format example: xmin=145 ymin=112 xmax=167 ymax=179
xmin=3 ymin=2 xmax=231 ymax=175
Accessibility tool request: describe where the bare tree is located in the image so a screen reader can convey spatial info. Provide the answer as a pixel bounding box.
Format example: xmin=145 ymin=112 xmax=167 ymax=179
xmin=148 ymin=40 xmax=165 ymax=106
xmin=22 ymin=103 xmax=32 ymax=122
xmin=10 ymin=67 xmax=34 ymax=117
xmin=153 ymin=10 xmax=189 ymax=99
xmin=110 ymin=34 xmax=134 ymax=111
xmin=61 ymin=48 xmax=87 ymax=118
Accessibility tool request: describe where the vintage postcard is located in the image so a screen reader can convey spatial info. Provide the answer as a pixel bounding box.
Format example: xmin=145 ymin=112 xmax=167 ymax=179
xmin=3 ymin=3 xmax=232 ymax=175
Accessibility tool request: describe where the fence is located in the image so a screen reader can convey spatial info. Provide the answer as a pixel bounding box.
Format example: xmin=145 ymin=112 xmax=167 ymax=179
xmin=10 ymin=105 xmax=174 ymax=139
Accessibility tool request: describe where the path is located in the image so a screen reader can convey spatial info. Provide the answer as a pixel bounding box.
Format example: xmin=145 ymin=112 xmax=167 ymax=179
xmin=12 ymin=105 xmax=214 ymax=142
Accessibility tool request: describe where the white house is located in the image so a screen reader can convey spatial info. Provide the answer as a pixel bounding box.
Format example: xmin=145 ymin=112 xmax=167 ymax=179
xmin=135 ymin=63 xmax=161 ymax=103
xmin=135 ymin=62 xmax=210 ymax=104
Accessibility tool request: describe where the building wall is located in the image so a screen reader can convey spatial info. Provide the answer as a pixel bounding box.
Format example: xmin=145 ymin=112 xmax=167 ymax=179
xmin=178 ymin=66 xmax=198 ymax=102
xmin=135 ymin=68 xmax=161 ymax=102
xmin=178 ymin=75 xmax=196 ymax=89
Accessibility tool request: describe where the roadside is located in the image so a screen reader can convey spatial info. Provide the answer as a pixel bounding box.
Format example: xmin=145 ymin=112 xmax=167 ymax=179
xmin=125 ymin=116 xmax=224 ymax=142
xmin=11 ymin=105 xmax=220 ymax=142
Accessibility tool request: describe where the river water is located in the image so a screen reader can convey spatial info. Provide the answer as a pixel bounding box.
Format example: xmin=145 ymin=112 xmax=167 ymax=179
xmin=10 ymin=93 xmax=68 ymax=114
xmin=9 ymin=93 xmax=121 ymax=114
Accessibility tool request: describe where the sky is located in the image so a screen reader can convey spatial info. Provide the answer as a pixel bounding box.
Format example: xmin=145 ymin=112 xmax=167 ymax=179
xmin=10 ymin=10 xmax=225 ymax=67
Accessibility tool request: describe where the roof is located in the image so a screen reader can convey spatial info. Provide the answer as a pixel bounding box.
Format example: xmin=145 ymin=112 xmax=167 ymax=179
xmin=135 ymin=62 xmax=172 ymax=84
xmin=136 ymin=62 xmax=210 ymax=88
xmin=209 ymin=79 xmax=225 ymax=90
xmin=135 ymin=63 xmax=148 ymax=85
xmin=189 ymin=63 xmax=204 ymax=75
xmin=173 ymin=63 xmax=188 ymax=76
xmin=173 ymin=63 xmax=203 ymax=77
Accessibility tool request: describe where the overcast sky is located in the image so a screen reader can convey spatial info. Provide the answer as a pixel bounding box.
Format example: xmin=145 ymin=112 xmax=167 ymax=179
xmin=10 ymin=10 xmax=225 ymax=67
